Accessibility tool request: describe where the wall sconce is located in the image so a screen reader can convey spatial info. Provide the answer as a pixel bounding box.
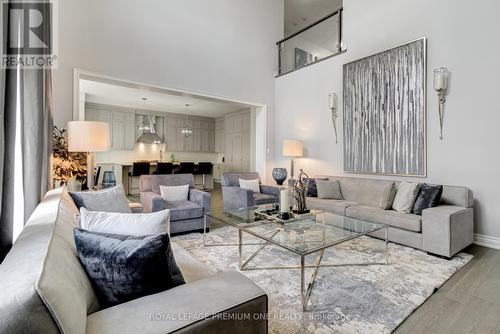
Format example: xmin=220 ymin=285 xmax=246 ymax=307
xmin=328 ymin=92 xmax=339 ymax=143
xmin=433 ymin=68 xmax=449 ymax=140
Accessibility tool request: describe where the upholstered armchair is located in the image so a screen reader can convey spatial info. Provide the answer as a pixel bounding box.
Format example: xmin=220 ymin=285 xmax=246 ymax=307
xmin=221 ymin=172 xmax=280 ymax=210
xmin=140 ymin=174 xmax=211 ymax=234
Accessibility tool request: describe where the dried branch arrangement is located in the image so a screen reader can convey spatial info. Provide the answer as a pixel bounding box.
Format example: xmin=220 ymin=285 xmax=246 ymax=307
xmin=52 ymin=126 xmax=87 ymax=185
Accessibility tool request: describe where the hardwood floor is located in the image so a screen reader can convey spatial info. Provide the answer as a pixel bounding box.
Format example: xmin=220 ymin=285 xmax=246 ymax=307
xmin=137 ymin=184 xmax=500 ymax=333
xmin=395 ymin=244 xmax=500 ymax=333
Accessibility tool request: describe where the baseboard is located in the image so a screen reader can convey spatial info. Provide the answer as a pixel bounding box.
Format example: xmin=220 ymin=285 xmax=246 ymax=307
xmin=473 ymin=233 xmax=500 ymax=250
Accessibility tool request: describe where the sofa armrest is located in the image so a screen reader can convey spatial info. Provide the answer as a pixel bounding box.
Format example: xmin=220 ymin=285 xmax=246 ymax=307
xmin=422 ymin=205 xmax=474 ymax=258
xmin=85 ymin=271 xmax=268 ymax=334
xmin=140 ymin=191 xmax=163 ymax=213
xmin=260 ymin=185 xmax=280 ymax=199
xmin=221 ymin=186 xmax=254 ymax=210
xmin=189 ymin=189 xmax=211 ymax=213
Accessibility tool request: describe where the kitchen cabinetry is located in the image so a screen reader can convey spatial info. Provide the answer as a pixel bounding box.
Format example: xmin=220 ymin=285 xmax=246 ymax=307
xmin=85 ymin=105 xmax=136 ymax=150
xmin=162 ymin=116 xmax=215 ymax=152
xmin=224 ymin=111 xmax=251 ymax=172
xmin=215 ymin=117 xmax=225 ymax=153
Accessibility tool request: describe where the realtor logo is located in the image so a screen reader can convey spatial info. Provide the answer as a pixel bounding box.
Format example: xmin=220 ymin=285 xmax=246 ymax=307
xmin=1 ymin=0 xmax=58 ymax=68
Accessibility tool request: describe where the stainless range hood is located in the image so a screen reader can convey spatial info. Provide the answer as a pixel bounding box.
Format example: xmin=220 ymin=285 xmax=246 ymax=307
xmin=137 ymin=115 xmax=162 ymax=144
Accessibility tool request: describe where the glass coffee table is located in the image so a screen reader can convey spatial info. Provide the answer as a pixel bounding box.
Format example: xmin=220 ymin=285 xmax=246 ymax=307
xmin=204 ymin=205 xmax=388 ymax=311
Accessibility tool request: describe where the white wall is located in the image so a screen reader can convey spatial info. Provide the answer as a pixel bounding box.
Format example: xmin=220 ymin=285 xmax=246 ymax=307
xmin=53 ymin=0 xmax=283 ymax=178
xmin=274 ymin=0 xmax=500 ymax=240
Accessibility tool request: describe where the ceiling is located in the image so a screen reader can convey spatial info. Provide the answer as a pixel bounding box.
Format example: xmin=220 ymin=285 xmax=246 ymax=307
xmin=80 ymin=80 xmax=247 ymax=118
xmin=284 ymin=0 xmax=343 ymax=36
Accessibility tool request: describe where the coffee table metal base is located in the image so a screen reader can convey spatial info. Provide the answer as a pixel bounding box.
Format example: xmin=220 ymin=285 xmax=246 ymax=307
xmin=204 ymin=215 xmax=389 ymax=311
xmin=237 ymin=228 xmax=389 ymax=311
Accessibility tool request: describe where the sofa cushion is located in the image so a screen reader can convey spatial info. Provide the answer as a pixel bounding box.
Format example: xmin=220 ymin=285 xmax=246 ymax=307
xmin=69 ymin=184 xmax=131 ymax=213
xmin=316 ymin=180 xmax=343 ymax=199
xmin=74 ymin=229 xmax=184 ymax=308
xmin=35 ymin=189 xmax=101 ymax=334
xmin=79 ymin=208 xmax=170 ymax=236
xmin=240 ymin=178 xmax=261 ymax=193
xmin=346 ymin=205 xmax=422 ymax=232
xmin=171 ymin=242 xmax=217 ymax=283
xmin=164 ymin=201 xmax=203 ymax=221
xmin=253 ymin=193 xmax=278 ymax=205
xmin=338 ymin=178 xmax=396 ymax=209
xmin=306 ymin=198 xmax=357 ymax=215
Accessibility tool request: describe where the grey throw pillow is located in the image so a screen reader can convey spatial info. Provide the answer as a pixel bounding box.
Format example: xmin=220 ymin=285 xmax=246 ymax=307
xmin=306 ymin=178 xmax=329 ymax=197
xmin=74 ymin=229 xmax=184 ymax=307
xmin=69 ymin=184 xmax=131 ymax=213
xmin=316 ymin=180 xmax=343 ymax=200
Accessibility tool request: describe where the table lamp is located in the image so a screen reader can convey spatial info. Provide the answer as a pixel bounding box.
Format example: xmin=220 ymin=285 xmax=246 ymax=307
xmin=68 ymin=121 xmax=110 ymax=189
xmin=282 ymin=139 xmax=303 ymax=179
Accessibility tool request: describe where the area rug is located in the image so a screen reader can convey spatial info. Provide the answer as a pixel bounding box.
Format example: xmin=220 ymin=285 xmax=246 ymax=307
xmin=172 ymin=227 xmax=472 ymax=334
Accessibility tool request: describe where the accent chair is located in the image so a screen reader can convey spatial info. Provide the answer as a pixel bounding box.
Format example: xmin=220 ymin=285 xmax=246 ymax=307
xmin=221 ymin=172 xmax=280 ymax=210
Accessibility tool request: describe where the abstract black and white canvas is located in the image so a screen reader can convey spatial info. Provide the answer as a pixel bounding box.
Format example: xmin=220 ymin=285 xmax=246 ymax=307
xmin=343 ymin=38 xmax=426 ymax=176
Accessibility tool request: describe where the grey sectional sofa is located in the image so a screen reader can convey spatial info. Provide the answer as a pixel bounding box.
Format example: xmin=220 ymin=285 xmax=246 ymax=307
xmin=0 ymin=188 xmax=268 ymax=334
xmin=140 ymin=174 xmax=211 ymax=234
xmin=308 ymin=176 xmax=474 ymax=258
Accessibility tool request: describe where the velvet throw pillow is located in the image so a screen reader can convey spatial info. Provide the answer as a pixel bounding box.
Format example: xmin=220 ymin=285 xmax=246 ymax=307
xmin=69 ymin=185 xmax=131 ymax=213
xmin=316 ymin=180 xmax=343 ymax=200
xmin=412 ymin=184 xmax=443 ymax=215
xmin=306 ymin=178 xmax=329 ymax=197
xmin=74 ymin=229 xmax=184 ymax=307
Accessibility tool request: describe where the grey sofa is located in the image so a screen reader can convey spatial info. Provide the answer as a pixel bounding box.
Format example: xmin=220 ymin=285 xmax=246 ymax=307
xmin=307 ymin=175 xmax=474 ymax=258
xmin=140 ymin=174 xmax=211 ymax=234
xmin=0 ymin=188 xmax=268 ymax=334
xmin=221 ymin=172 xmax=280 ymax=210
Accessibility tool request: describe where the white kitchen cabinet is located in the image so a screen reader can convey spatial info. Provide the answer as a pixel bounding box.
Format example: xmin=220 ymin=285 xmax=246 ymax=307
xmin=85 ymin=105 xmax=136 ymax=150
xmin=224 ymin=110 xmax=251 ymax=172
xmin=124 ymin=113 xmax=136 ymax=150
xmin=111 ymin=111 xmax=124 ymax=149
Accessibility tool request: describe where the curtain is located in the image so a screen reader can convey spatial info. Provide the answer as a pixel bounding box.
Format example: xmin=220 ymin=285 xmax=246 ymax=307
xmin=0 ymin=1 xmax=53 ymax=262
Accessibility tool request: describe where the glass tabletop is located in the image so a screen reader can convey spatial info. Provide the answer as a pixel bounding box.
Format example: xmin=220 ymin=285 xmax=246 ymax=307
xmin=207 ymin=204 xmax=386 ymax=255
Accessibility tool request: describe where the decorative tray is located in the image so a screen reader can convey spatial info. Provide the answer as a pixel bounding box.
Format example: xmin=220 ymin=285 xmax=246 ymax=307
xmin=254 ymin=208 xmax=316 ymax=225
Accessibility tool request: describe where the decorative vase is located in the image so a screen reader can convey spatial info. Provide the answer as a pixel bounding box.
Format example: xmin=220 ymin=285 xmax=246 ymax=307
xmin=102 ymin=171 xmax=117 ymax=189
xmin=272 ymin=168 xmax=288 ymax=185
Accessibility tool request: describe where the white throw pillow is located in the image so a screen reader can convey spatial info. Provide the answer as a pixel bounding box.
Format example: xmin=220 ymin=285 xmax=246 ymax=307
xmin=239 ymin=178 xmax=260 ymax=193
xmin=159 ymin=184 xmax=190 ymax=202
xmin=79 ymin=207 xmax=170 ymax=236
xmin=392 ymin=182 xmax=420 ymax=214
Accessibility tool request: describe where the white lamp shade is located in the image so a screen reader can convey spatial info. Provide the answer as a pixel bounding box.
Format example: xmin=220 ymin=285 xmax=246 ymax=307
xmin=282 ymin=139 xmax=304 ymax=157
xmin=67 ymin=121 xmax=111 ymax=152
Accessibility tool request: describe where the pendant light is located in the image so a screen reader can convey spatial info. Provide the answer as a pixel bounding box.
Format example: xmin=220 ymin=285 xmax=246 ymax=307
xmin=181 ymin=104 xmax=193 ymax=137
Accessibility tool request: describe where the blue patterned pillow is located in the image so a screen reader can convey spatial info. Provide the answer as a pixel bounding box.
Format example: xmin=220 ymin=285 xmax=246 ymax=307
xmin=74 ymin=228 xmax=184 ymax=307
xmin=412 ymin=184 xmax=443 ymax=215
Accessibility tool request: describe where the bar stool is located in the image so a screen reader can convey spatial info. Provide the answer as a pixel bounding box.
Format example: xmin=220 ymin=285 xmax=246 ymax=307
xmin=175 ymin=162 xmax=195 ymax=174
xmin=155 ymin=162 xmax=173 ymax=175
xmin=128 ymin=162 xmax=150 ymax=195
xmin=196 ymin=162 xmax=212 ymax=190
